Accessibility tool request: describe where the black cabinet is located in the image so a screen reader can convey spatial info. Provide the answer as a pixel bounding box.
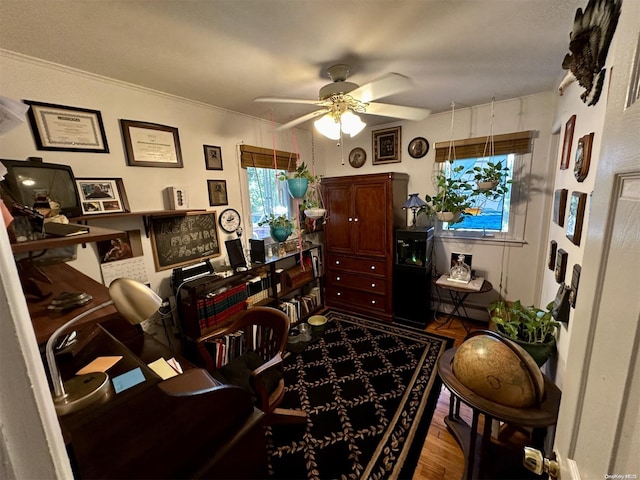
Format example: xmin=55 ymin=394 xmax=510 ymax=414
xmin=393 ymin=228 xmax=433 ymax=327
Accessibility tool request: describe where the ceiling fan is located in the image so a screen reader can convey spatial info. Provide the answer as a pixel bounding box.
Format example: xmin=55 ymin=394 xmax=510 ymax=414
xmin=254 ymin=64 xmax=431 ymax=139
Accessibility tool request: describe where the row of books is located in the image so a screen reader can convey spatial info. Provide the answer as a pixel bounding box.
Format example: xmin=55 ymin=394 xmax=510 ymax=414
xmin=278 ymin=287 xmax=321 ymax=324
xmin=195 ymin=283 xmax=248 ymax=330
xmin=201 ymin=324 xmax=275 ymax=369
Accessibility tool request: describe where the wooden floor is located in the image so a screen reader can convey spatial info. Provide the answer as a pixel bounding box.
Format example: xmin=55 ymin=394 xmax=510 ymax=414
xmin=413 ymin=313 xmax=485 ymax=480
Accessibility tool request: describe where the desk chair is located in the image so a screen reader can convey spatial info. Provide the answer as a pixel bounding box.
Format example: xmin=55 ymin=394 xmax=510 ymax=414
xmin=196 ymin=306 xmax=307 ymax=425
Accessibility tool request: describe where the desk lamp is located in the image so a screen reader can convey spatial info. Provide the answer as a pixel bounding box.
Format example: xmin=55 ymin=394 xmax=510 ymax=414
xmin=402 ymin=193 xmax=427 ymax=227
xmin=45 ymin=278 xmax=162 ymax=416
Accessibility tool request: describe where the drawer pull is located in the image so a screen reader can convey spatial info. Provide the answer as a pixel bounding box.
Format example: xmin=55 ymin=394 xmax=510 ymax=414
xmin=348 ymin=217 xmax=353 ymax=222
xmin=371 ymin=283 xmax=376 ymax=288
xmin=371 ymin=300 xmax=376 ymax=304
xmin=335 ymin=260 xmax=340 ymax=265
xmin=354 ymin=218 xmax=359 ymax=222
xmin=370 ymin=265 xmax=376 ymax=270
xmin=337 ymin=292 xmax=341 ymax=296
xmin=336 ymin=276 xmax=341 ymax=281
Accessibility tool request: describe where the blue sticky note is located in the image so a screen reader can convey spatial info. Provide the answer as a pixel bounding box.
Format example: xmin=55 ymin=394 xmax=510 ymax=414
xmin=112 ymin=367 xmax=145 ymax=393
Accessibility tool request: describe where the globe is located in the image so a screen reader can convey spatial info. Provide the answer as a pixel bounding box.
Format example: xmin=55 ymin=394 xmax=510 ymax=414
xmin=452 ymin=332 xmax=545 ymax=408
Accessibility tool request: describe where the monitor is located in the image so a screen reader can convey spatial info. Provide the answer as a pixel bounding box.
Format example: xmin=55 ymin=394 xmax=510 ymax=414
xmin=225 ymin=238 xmax=246 ymax=271
xmin=0 ymin=157 xmax=82 ymax=218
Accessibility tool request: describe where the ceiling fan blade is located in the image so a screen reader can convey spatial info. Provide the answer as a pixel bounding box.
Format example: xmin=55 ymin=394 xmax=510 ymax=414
xmin=349 ymin=73 xmax=413 ymax=103
xmin=275 ymin=109 xmax=330 ymax=131
xmin=254 ymin=96 xmax=324 ymax=106
xmin=364 ymin=102 xmax=431 ymax=121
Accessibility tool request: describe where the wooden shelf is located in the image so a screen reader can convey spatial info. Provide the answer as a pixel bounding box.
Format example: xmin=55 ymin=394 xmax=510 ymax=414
xmin=11 ymin=225 xmax=126 ymax=254
xmin=73 ymin=209 xmax=207 ymax=237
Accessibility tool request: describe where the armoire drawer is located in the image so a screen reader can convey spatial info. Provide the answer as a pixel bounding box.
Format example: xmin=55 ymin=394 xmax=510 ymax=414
xmin=325 ymin=285 xmax=387 ymax=313
xmin=326 ymin=254 xmax=387 ymax=276
xmin=326 ymin=269 xmax=387 ymax=294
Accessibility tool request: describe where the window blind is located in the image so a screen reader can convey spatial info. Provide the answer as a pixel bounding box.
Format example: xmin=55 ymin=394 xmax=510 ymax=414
xmin=434 ymin=130 xmax=534 ymax=162
xmin=239 ymin=145 xmax=298 ymax=171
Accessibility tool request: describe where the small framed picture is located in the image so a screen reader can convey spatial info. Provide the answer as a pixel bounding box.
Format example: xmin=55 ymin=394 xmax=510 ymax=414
xmin=207 ymin=179 xmax=228 ymax=206
xmin=560 ymin=115 xmax=576 ymax=170
xmin=566 ymin=191 xmax=588 ymax=246
xmin=372 ymin=126 xmax=401 ymax=164
xmin=555 ymin=248 xmax=568 ymax=283
xmin=553 ymin=189 xmax=568 ymax=226
xmin=408 ymin=137 xmax=429 ymax=159
xmin=574 ymin=133 xmax=593 ymax=182
xmin=76 ymin=178 xmax=130 ymax=215
xmin=548 ymin=240 xmax=558 ymax=270
xmin=204 ymin=145 xmax=223 ymax=170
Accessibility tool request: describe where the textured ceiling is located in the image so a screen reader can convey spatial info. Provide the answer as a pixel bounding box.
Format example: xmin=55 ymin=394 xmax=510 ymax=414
xmin=0 ymin=0 xmax=583 ymax=126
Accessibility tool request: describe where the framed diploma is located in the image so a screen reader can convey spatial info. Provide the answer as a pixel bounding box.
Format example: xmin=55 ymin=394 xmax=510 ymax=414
xmin=24 ymin=100 xmax=109 ymax=153
xmin=120 ymin=119 xmax=183 ymax=168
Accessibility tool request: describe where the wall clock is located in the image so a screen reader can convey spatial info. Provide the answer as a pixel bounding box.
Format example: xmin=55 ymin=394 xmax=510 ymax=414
xmin=408 ymin=137 xmax=429 ymax=158
xmin=218 ymin=208 xmax=241 ymax=233
xmin=348 ymin=147 xmax=366 ymax=168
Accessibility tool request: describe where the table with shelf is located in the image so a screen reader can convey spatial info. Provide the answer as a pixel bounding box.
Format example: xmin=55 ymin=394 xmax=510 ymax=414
xmin=437 ymin=348 xmax=561 ymax=479
xmin=433 ymin=275 xmax=493 ymax=332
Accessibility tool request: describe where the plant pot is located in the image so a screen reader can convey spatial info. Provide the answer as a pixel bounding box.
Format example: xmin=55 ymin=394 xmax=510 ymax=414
xmin=436 ymin=211 xmax=461 ymax=223
xmin=304 ymin=208 xmax=326 ymax=220
xmin=492 ymin=325 xmax=556 ymax=367
xmin=270 ymin=225 xmax=292 ymax=242
xmin=287 ymin=178 xmax=308 ymax=199
xmin=477 ymin=181 xmax=499 ymax=191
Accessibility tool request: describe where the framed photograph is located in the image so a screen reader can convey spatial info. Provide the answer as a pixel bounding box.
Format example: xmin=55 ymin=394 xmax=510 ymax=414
xmin=207 ymin=179 xmax=228 ymax=206
xmin=548 ymin=240 xmax=558 ymax=270
xmin=566 ymin=191 xmax=588 ymax=246
xmin=120 ymin=119 xmax=183 ymax=168
xmin=569 ymin=264 xmax=581 ymax=308
xmin=553 ymin=188 xmax=568 ymax=226
xmin=76 ymin=178 xmax=130 ymax=215
xmin=372 ymin=126 xmax=401 ymax=164
xmin=24 ymin=100 xmax=109 ymax=153
xmin=348 ymin=147 xmax=366 ymax=168
xmin=560 ymin=114 xmax=576 ymax=170
xmin=204 ymin=145 xmax=223 ymax=170
xmin=574 ymin=132 xmax=594 ymax=182
xmin=555 ymin=248 xmax=568 ymax=283
xmin=408 ymin=137 xmax=429 ymax=159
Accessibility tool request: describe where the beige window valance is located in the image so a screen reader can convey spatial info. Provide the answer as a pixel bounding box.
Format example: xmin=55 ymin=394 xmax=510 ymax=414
xmin=434 ymin=130 xmax=534 ymax=162
xmin=239 ymin=144 xmax=298 ymax=171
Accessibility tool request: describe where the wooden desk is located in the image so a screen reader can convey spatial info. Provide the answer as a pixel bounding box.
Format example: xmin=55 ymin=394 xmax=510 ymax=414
xmin=26 ymin=262 xmax=119 ymax=345
xmin=437 ymin=348 xmax=561 ymax=479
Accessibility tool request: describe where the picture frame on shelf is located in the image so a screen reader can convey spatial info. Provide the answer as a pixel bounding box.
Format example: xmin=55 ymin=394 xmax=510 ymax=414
xmin=560 ymin=114 xmax=576 ymax=170
xmin=372 ymin=126 xmax=401 ymax=164
xmin=24 ymin=100 xmax=109 ymax=153
xmin=553 ymin=188 xmax=568 ymax=226
xmin=204 ymin=145 xmax=223 ymax=170
xmin=574 ymin=132 xmax=594 ymax=182
xmin=76 ymin=178 xmax=130 ymax=215
xmin=566 ymin=191 xmax=588 ymax=246
xmin=207 ymin=179 xmax=228 ymax=206
xmin=120 ymin=119 xmax=183 ymax=168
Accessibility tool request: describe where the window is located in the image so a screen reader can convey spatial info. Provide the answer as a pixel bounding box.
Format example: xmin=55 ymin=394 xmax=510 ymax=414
xmin=247 ymin=166 xmax=293 ymax=239
xmin=443 ymin=154 xmax=513 ymax=233
xmin=239 ymin=144 xmax=298 ymax=240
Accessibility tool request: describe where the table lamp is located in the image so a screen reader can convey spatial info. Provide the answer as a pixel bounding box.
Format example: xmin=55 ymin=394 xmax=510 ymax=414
xmin=45 ymin=277 xmax=162 ymax=416
xmin=402 ymin=193 xmax=428 ymax=227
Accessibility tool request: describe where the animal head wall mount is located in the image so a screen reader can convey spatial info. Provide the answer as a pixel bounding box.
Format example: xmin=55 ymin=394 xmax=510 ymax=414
xmin=558 ymin=0 xmax=622 ymax=106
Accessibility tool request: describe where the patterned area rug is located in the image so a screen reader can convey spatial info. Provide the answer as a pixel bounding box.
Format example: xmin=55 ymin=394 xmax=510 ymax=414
xmin=266 ymin=309 xmax=453 ymax=480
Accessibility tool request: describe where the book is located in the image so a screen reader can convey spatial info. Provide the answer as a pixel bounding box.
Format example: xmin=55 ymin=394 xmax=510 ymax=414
xmin=44 ymin=222 xmax=89 ymax=237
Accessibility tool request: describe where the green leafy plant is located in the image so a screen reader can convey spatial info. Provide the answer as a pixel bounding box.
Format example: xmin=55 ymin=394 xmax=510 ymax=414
xmin=257 ymin=213 xmax=294 ymax=230
xmin=418 ymin=165 xmax=473 ymax=223
xmin=470 ymin=160 xmax=511 ymax=199
xmin=489 ymin=299 xmax=560 ymax=344
xmin=278 ymin=162 xmax=316 ymax=182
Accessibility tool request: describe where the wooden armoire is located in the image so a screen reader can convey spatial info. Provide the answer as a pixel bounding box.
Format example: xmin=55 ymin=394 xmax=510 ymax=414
xmin=322 ymin=172 xmax=408 ymax=320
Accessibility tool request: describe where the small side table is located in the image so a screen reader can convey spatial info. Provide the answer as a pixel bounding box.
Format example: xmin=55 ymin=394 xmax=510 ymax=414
xmin=437 ymin=348 xmax=561 ymax=479
xmin=433 ymin=275 xmax=493 ymax=332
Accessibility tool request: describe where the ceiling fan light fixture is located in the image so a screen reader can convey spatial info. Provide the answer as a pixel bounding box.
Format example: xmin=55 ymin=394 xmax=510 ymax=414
xmin=341 ymin=111 xmax=366 ymax=137
xmin=314 ymin=114 xmax=341 ymax=140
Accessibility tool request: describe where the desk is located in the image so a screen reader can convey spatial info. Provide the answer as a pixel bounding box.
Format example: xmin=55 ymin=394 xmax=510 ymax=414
xmin=433 ymin=275 xmax=493 ymax=332
xmin=437 ymin=348 xmax=561 ymax=479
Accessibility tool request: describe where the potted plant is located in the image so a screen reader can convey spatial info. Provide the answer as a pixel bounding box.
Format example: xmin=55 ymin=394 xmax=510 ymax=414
xmin=258 ymin=213 xmax=294 ymax=242
xmin=301 ymin=176 xmax=325 ymax=220
xmin=471 ymin=160 xmax=511 ymax=198
xmin=488 ymin=299 xmax=560 ymax=366
xmin=279 ymin=162 xmax=316 ymax=199
xmin=419 ymin=165 xmax=473 ymax=224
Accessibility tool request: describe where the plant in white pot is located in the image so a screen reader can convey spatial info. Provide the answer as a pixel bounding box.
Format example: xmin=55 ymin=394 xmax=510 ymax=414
xmin=471 ymin=160 xmax=511 ymax=199
xmin=419 ymin=165 xmax=473 ymax=224
xmin=302 ymin=177 xmax=325 ymax=220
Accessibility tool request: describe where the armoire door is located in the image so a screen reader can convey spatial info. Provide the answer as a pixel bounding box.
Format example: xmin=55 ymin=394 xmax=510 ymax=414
xmin=323 ymin=181 xmax=353 ymax=254
xmin=352 ymin=180 xmax=389 ymax=257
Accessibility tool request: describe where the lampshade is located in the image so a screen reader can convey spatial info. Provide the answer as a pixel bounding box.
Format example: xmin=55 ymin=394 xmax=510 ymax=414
xmin=314 ymin=111 xmax=366 ymax=140
xmin=402 ymin=193 xmax=428 ymax=227
xmin=46 ymin=277 xmax=162 ymax=415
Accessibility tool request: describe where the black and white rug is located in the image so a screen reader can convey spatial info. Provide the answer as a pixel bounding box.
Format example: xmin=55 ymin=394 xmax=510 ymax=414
xmin=267 ymin=309 xmax=453 ymax=480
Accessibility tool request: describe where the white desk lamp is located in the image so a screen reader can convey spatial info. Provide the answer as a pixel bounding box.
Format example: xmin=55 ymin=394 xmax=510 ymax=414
xmin=45 ymin=278 xmax=162 ymax=416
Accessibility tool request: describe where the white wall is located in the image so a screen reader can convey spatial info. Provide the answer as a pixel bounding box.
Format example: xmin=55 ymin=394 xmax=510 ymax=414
xmin=0 ymin=50 xmax=317 ymax=303
xmin=320 ymin=93 xmax=558 ymax=315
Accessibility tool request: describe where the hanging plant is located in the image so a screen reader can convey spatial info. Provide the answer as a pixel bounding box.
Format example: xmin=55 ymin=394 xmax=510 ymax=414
xmin=418 ymin=165 xmax=473 ymax=224
xmin=471 ymin=160 xmax=511 ymax=198
xmin=279 ymin=162 xmax=316 ymax=199
xmin=258 ymin=213 xmax=294 ymax=242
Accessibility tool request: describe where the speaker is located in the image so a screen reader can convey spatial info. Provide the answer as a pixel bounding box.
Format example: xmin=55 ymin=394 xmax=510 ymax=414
xmin=225 ymin=239 xmax=246 ymax=270
xmin=163 ymin=186 xmax=189 ymax=210
xmin=249 ymin=239 xmax=265 ymax=263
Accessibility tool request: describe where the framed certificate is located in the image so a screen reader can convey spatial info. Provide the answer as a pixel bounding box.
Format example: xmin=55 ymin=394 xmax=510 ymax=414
xmin=120 ymin=119 xmax=183 ymax=168
xmin=24 ymin=100 xmax=109 ymax=153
